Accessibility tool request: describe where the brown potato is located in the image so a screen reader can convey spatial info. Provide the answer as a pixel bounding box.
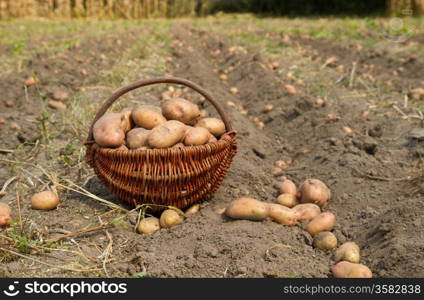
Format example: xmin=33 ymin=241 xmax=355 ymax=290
xmin=0 ymin=203 xmax=11 ymax=227
xmin=172 ymin=142 xmax=185 ymax=148
xmin=276 ymin=179 xmax=297 ymax=195
xmin=313 ymin=231 xmax=337 ymax=251
xmin=31 ymin=191 xmax=59 ymax=211
xmin=267 ymin=203 xmax=299 ymax=226
xmin=334 ymin=242 xmax=361 ymax=263
xmin=292 ymin=203 xmax=321 ymax=221
xmin=225 ymin=197 xmax=268 ymax=221
xmin=195 ymin=117 xmax=226 ymax=137
xmin=276 ymin=194 xmax=298 ymax=208
xmin=93 ymin=113 xmax=125 ymax=148
xmin=332 ymin=261 xmax=372 ymax=278
xmin=184 ymin=127 xmax=210 ymax=146
xmin=305 ymin=212 xmax=335 ymax=236
xmin=131 ymin=105 xmax=166 ymax=129
xmin=148 ymin=120 xmax=187 ymax=149
xmin=116 ymin=144 xmax=128 ymax=150
xmin=137 ymin=217 xmax=160 ymax=234
xmin=159 ymin=209 xmax=183 ymax=228
xmin=208 ymin=134 xmax=218 ymax=143
xmin=120 ymin=108 xmax=134 ymax=133
xmin=300 ymin=179 xmax=331 ymax=208
xmin=185 ymin=204 xmax=200 ymax=216
xmin=161 ymin=98 xmax=200 ymax=125
xmin=126 ymin=128 xmax=150 ymax=149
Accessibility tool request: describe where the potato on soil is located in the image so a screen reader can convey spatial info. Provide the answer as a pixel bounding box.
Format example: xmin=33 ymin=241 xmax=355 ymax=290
xmin=292 ymin=203 xmax=321 ymax=221
xmin=185 ymin=204 xmax=200 ymax=216
xmin=148 ymin=120 xmax=187 ymax=149
xmin=267 ymin=204 xmax=299 ymax=226
xmin=299 ymin=179 xmax=331 ymax=208
xmin=93 ymin=113 xmax=125 ymax=148
xmin=305 ymin=212 xmax=335 ymax=236
xmin=195 ymin=117 xmax=226 ymax=137
xmin=159 ymin=209 xmax=183 ymax=228
xmin=31 ymin=191 xmax=59 ymax=211
xmin=131 ymin=105 xmax=166 ymax=129
xmin=313 ymin=231 xmax=337 ymax=251
xmin=0 ymin=203 xmax=11 ymax=227
xmin=126 ymin=128 xmax=150 ymax=149
xmin=184 ymin=126 xmax=210 ymax=146
xmin=137 ymin=217 xmax=160 ymax=234
xmin=225 ymin=198 xmax=268 ymax=221
xmin=161 ymin=98 xmax=200 ymax=125
xmin=275 ymin=179 xmax=297 ymax=195
xmin=334 ymin=242 xmax=360 ymax=263
xmin=276 ymin=194 xmax=298 ymax=208
xmin=332 ymin=261 xmax=372 ymax=278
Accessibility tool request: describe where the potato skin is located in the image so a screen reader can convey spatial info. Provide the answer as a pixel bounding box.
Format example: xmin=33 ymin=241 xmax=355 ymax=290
xmin=267 ymin=203 xmax=299 ymax=226
xmin=147 ymin=120 xmax=187 ymax=149
xmin=93 ymin=113 xmax=125 ymax=148
xmin=161 ymin=98 xmax=200 ymax=125
xmin=126 ymin=128 xmax=150 ymax=149
xmin=334 ymin=242 xmax=360 ymax=263
xmin=292 ymin=203 xmax=321 ymax=221
xmin=313 ymin=231 xmax=337 ymax=251
xmin=137 ymin=217 xmax=160 ymax=234
xmin=184 ymin=127 xmax=210 ymax=146
xmin=300 ymin=179 xmax=331 ymax=208
xmin=159 ymin=209 xmax=183 ymax=228
xmin=305 ymin=212 xmax=335 ymax=236
xmin=208 ymin=134 xmax=218 ymax=143
xmin=0 ymin=203 xmax=11 ymax=227
xmin=31 ymin=191 xmax=59 ymax=211
xmin=120 ymin=108 xmax=134 ymax=133
xmin=131 ymin=105 xmax=166 ymax=129
xmin=276 ymin=194 xmax=298 ymax=208
xmin=225 ymin=197 xmax=268 ymax=221
xmin=276 ymin=179 xmax=297 ymax=195
xmin=195 ymin=117 xmax=226 ymax=137
xmin=332 ymin=261 xmax=372 ymax=278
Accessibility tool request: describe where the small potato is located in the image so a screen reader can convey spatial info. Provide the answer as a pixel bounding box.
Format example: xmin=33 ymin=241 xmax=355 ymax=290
xmin=267 ymin=204 xmax=299 ymax=226
xmin=225 ymin=197 xmax=268 ymax=221
xmin=172 ymin=142 xmax=185 ymax=148
xmin=161 ymin=98 xmax=200 ymax=125
xmin=276 ymin=194 xmax=298 ymax=208
xmin=148 ymin=120 xmax=187 ymax=149
xmin=137 ymin=217 xmax=160 ymax=234
xmin=305 ymin=212 xmax=335 ymax=236
xmin=313 ymin=231 xmax=337 ymax=251
xmin=292 ymin=203 xmax=321 ymax=221
xmin=31 ymin=191 xmax=59 ymax=211
xmin=131 ymin=105 xmax=166 ymax=129
xmin=0 ymin=203 xmax=11 ymax=227
xmin=185 ymin=204 xmax=200 ymax=216
xmin=275 ymin=179 xmax=297 ymax=195
xmin=126 ymin=128 xmax=150 ymax=149
xmin=334 ymin=242 xmax=360 ymax=263
xmin=332 ymin=261 xmax=372 ymax=278
xmin=120 ymin=108 xmax=134 ymax=133
xmin=116 ymin=144 xmax=128 ymax=150
xmin=300 ymin=179 xmax=331 ymax=208
xmin=93 ymin=113 xmax=125 ymax=148
xmin=184 ymin=127 xmax=210 ymax=146
xmin=208 ymin=134 xmax=218 ymax=143
xmin=195 ymin=117 xmax=226 ymax=137
xmin=159 ymin=209 xmax=183 ymax=228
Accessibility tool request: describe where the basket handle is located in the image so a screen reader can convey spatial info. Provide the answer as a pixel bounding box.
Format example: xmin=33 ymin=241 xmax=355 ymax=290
xmin=85 ymin=77 xmax=233 ymax=144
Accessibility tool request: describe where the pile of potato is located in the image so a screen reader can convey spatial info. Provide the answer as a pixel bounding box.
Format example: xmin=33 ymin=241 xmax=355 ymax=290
xmin=92 ymin=98 xmax=226 ymax=150
xmin=225 ymin=177 xmax=372 ymax=278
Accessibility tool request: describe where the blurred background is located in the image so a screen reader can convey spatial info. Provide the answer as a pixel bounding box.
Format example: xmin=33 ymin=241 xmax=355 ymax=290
xmin=0 ymin=0 xmax=423 ymax=19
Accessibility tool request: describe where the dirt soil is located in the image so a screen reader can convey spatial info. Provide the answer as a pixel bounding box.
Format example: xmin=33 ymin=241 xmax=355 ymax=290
xmin=1 ymin=21 xmax=424 ymax=278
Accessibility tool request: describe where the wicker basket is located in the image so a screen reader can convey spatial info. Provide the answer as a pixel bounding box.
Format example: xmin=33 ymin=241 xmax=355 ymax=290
xmin=84 ymin=77 xmax=237 ymax=210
